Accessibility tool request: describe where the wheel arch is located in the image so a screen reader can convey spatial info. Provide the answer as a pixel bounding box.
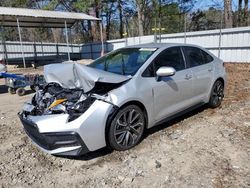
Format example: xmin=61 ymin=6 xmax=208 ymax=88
xmin=215 ymin=77 xmax=225 ymax=86
xmin=104 ymin=100 xmax=149 ymax=148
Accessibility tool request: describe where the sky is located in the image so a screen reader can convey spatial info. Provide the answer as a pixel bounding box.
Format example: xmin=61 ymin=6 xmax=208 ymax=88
xmin=193 ymin=0 xmax=248 ymax=11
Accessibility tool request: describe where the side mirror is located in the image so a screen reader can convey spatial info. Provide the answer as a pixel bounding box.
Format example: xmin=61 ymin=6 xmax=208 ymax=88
xmin=156 ymin=66 xmax=176 ymax=77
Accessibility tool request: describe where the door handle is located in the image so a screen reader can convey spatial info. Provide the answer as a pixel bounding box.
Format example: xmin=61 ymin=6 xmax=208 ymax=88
xmin=208 ymin=68 xmax=213 ymax=72
xmin=185 ymin=74 xmax=192 ymax=80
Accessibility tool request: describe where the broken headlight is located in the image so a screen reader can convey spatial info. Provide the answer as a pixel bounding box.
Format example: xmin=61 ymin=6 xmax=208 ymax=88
xmin=25 ymin=83 xmax=96 ymax=121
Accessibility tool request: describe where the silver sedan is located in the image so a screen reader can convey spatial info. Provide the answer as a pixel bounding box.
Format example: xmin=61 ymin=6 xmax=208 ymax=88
xmin=19 ymin=43 xmax=226 ymax=156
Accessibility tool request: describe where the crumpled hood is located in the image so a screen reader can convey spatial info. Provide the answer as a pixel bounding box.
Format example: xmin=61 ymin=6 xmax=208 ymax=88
xmin=44 ymin=62 xmax=130 ymax=93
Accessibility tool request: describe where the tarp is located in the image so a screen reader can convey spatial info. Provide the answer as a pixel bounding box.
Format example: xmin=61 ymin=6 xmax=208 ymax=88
xmin=0 ymin=7 xmax=100 ymax=28
xmin=44 ymin=62 xmax=130 ymax=92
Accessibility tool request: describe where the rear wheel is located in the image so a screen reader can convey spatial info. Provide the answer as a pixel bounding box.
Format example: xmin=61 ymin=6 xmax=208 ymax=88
xmin=108 ymin=105 xmax=145 ymax=151
xmin=209 ymin=80 xmax=224 ymax=108
xmin=16 ymin=88 xmax=26 ymax=96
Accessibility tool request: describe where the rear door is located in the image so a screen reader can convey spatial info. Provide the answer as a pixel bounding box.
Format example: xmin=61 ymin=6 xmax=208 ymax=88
xmin=183 ymin=46 xmax=214 ymax=103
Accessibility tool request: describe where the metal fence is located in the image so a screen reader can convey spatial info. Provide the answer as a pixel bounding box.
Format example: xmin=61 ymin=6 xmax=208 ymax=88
xmin=0 ymin=41 xmax=82 ymax=64
xmin=81 ymin=26 xmax=250 ymax=63
xmin=1 ymin=26 xmax=250 ymax=64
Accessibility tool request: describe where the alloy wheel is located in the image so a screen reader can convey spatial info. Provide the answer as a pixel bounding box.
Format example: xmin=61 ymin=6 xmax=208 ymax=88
xmin=211 ymin=81 xmax=224 ymax=106
xmin=114 ymin=108 xmax=144 ymax=148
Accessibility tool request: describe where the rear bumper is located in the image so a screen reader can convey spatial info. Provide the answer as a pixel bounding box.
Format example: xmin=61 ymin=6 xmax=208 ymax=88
xmin=19 ymin=113 xmax=89 ymax=156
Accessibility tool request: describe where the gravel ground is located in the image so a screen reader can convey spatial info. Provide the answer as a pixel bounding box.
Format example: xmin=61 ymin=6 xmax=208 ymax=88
xmin=0 ymin=63 xmax=249 ymax=188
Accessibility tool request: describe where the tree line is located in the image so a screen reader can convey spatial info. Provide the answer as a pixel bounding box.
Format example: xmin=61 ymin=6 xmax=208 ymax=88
xmin=0 ymin=0 xmax=249 ymax=43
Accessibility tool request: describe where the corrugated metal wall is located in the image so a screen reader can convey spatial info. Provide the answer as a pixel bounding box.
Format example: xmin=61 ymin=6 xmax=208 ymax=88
xmin=1 ymin=27 xmax=249 ymax=63
xmin=81 ymin=26 xmax=250 ymax=63
xmin=0 ymin=41 xmax=81 ymax=59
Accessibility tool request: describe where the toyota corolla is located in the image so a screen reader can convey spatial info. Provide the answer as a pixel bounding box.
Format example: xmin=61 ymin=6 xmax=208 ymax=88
xmin=19 ymin=43 xmax=226 ymax=156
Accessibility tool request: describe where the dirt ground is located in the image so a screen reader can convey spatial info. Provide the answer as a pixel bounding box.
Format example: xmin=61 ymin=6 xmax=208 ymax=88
xmin=0 ymin=63 xmax=249 ymax=188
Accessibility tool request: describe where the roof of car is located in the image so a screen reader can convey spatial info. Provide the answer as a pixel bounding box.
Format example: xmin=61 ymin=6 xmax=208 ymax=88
xmin=125 ymin=43 xmax=201 ymax=49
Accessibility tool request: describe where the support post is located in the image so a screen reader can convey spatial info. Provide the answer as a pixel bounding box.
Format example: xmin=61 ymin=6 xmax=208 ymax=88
xmin=33 ymin=42 xmax=37 ymax=68
xmin=90 ymin=44 xmax=93 ymax=59
xmin=17 ymin=18 xmax=26 ymax=68
xmin=64 ymin=20 xmax=70 ymax=61
xmin=3 ymin=41 xmax=8 ymax=65
xmin=99 ymin=21 xmax=104 ymax=57
xmin=218 ymin=10 xmax=223 ymax=58
xmin=184 ymin=13 xmax=187 ymax=44
xmin=0 ymin=25 xmax=9 ymax=65
xmin=56 ymin=43 xmax=59 ymax=59
xmin=154 ymin=18 xmax=157 ymax=43
xmin=41 ymin=41 xmax=44 ymax=56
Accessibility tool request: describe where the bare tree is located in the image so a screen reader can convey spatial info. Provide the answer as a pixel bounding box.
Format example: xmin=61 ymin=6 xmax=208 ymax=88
xmin=224 ymin=0 xmax=233 ymax=28
xmin=238 ymin=0 xmax=243 ymax=26
xmin=118 ymin=0 xmax=124 ymax=38
xmin=243 ymin=0 xmax=249 ymax=25
xmin=135 ymin=0 xmax=145 ymax=36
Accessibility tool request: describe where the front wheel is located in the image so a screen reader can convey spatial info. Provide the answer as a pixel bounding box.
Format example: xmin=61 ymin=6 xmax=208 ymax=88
xmin=208 ymin=80 xmax=224 ymax=108
xmin=108 ymin=105 xmax=145 ymax=151
xmin=8 ymin=87 xmax=16 ymax=94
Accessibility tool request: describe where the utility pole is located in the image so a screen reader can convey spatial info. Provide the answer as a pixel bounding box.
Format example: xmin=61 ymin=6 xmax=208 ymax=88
xmin=218 ymin=9 xmax=223 ymax=58
xmin=184 ymin=13 xmax=187 ymax=44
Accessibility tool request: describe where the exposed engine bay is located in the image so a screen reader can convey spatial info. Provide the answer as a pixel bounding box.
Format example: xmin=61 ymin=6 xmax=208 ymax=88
xmin=22 ymin=81 xmax=125 ymax=122
xmin=22 ymin=62 xmax=131 ymax=121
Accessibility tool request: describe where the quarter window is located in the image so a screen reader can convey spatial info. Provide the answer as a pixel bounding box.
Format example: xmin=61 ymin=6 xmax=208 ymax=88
xmin=201 ymin=50 xmax=214 ymax=63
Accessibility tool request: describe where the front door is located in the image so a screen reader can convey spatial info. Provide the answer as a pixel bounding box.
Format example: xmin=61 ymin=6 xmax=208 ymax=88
xmin=142 ymin=47 xmax=194 ymax=123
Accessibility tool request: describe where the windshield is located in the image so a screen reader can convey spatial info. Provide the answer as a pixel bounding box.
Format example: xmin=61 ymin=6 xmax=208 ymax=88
xmin=88 ymin=48 xmax=157 ymax=76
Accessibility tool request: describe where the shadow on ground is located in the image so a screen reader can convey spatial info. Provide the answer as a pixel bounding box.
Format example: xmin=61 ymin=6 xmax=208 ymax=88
xmin=23 ymin=89 xmax=35 ymax=96
xmin=60 ymin=105 xmax=208 ymax=161
xmin=144 ymin=105 xmax=207 ymax=137
xmin=0 ymin=84 xmax=8 ymax=94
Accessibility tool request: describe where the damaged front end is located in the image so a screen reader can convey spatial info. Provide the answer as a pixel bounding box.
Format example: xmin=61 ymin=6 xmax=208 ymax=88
xmin=19 ymin=62 xmax=130 ymax=156
xmin=23 ymin=81 xmax=123 ymax=122
xmin=23 ymin=83 xmax=95 ymax=122
xmin=22 ymin=62 xmax=130 ymax=121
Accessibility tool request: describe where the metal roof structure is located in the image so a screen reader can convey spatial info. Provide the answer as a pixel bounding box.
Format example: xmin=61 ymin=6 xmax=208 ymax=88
xmin=0 ymin=6 xmax=101 ymax=28
xmin=0 ymin=7 xmax=104 ymax=68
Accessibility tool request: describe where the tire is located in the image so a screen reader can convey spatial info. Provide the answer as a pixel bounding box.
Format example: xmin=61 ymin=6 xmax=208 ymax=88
xmin=8 ymin=87 xmax=16 ymax=94
xmin=208 ymin=80 xmax=224 ymax=108
xmin=108 ymin=105 xmax=145 ymax=151
xmin=16 ymin=88 xmax=26 ymax=96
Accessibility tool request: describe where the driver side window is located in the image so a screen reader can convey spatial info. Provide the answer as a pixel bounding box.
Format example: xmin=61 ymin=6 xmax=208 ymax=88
xmin=154 ymin=47 xmax=185 ymax=72
xmin=142 ymin=47 xmax=185 ymax=77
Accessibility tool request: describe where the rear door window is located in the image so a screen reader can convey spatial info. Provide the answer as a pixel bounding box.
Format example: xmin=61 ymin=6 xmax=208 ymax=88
xmin=184 ymin=46 xmax=206 ymax=67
